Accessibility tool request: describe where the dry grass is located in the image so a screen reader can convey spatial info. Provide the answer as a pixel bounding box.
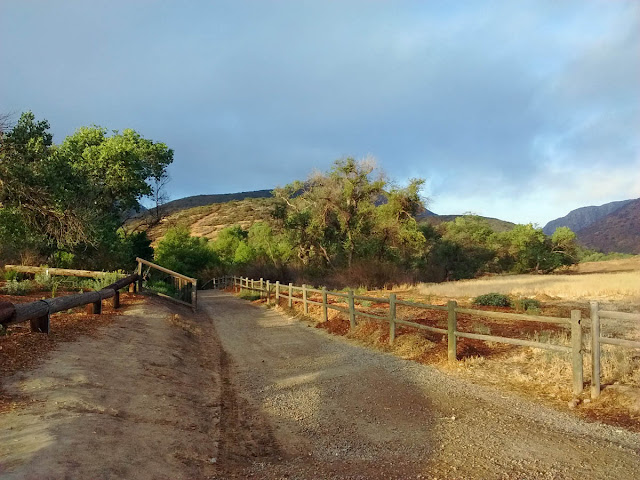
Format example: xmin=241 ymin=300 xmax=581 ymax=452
xmin=417 ymin=271 xmax=640 ymax=302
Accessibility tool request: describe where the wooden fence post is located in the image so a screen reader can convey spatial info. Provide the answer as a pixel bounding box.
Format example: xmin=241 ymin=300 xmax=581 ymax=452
xmin=86 ymin=299 xmax=102 ymax=315
xmin=389 ymin=293 xmax=397 ymax=345
xmin=275 ymin=281 xmax=280 ymax=302
xmin=348 ymin=290 xmax=356 ymax=329
xmin=322 ymin=287 xmax=328 ymax=322
xmin=112 ymin=290 xmax=120 ymax=309
xmin=447 ymin=300 xmax=457 ymax=363
xmin=191 ymin=280 xmax=197 ymax=311
xmin=266 ymin=280 xmax=270 ymax=305
xmin=288 ymin=283 xmax=293 ymax=308
xmin=137 ymin=260 xmax=143 ymax=292
xmin=570 ymin=309 xmax=583 ymax=396
xmin=29 ymin=310 xmax=50 ymax=334
xmin=590 ymin=301 xmax=601 ymax=399
xmin=260 ymin=278 xmax=264 ymax=298
xmin=251 ymin=278 xmax=255 ymax=291
xmin=302 ymin=284 xmax=309 ymax=314
xmin=129 ymin=282 xmax=136 ymax=293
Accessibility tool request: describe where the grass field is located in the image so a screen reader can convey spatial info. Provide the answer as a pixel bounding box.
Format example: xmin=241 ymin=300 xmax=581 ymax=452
xmin=417 ymin=257 xmax=640 ymax=303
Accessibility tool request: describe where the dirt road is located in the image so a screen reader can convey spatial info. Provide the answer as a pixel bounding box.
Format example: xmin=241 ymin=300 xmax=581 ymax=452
xmin=202 ymin=291 xmax=640 ymax=479
xmin=1 ymin=291 xmax=639 ymax=479
xmin=0 ymin=298 xmax=223 ymax=479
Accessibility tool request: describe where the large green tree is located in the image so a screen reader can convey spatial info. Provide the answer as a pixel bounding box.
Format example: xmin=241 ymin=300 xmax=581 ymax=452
xmin=0 ymin=111 xmax=173 ymax=268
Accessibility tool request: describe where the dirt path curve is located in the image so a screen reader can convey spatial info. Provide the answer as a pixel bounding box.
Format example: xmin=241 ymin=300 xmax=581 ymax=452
xmin=202 ymin=290 xmax=640 ymax=479
xmin=0 ymin=298 xmax=223 ymax=480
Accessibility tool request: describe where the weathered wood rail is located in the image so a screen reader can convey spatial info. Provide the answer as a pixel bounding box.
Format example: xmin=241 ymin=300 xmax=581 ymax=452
xmin=4 ymin=265 xmax=126 ymax=279
xmin=0 ymin=273 xmax=139 ymax=334
xmin=212 ymin=275 xmax=640 ymax=398
xmin=136 ymin=258 xmax=198 ymax=311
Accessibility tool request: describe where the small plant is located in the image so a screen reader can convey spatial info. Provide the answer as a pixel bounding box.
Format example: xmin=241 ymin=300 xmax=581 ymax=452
xmin=238 ymin=289 xmax=261 ymax=301
xmin=90 ymin=272 xmax=123 ymax=291
xmin=473 ymin=293 xmax=511 ymax=307
xmin=359 ymin=300 xmax=373 ymax=308
xmin=513 ymin=298 xmax=541 ymax=313
xmin=2 ymin=279 xmax=34 ymax=296
xmin=471 ymin=322 xmax=491 ymax=335
xmin=0 ymin=324 xmax=7 ymax=336
xmin=146 ymin=280 xmax=179 ymax=297
xmin=3 ymin=269 xmax=18 ymax=281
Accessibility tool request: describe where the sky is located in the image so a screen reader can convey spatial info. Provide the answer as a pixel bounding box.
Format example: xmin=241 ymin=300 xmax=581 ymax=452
xmin=1 ymin=1 xmax=638 ymax=227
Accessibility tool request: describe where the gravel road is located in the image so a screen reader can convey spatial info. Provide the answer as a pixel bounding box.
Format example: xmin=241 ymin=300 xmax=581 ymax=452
xmin=203 ymin=290 xmax=640 ymax=479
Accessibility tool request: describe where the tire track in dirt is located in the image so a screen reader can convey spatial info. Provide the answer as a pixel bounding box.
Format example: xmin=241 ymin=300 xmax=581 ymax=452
xmin=202 ymin=290 xmax=640 ymax=479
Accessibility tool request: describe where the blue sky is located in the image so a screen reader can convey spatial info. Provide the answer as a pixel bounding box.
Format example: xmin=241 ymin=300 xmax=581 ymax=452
xmin=2 ymin=1 xmax=638 ymax=226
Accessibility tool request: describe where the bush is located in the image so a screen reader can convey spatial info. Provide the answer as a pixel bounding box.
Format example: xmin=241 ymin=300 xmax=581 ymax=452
xmin=3 ymin=269 xmax=18 ymax=281
xmin=238 ymin=289 xmax=261 ymax=301
xmin=514 ymin=298 xmax=541 ymax=312
xmin=473 ymin=293 xmax=511 ymax=307
xmin=2 ymin=279 xmax=34 ymax=296
xmin=155 ymin=227 xmax=219 ymax=280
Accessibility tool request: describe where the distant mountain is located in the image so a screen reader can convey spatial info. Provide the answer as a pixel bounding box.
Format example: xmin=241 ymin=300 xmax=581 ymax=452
xmin=420 ymin=215 xmax=516 ymax=233
xmin=576 ymin=198 xmax=640 ymax=254
xmin=543 ymin=199 xmax=634 ymax=235
xmin=160 ymin=189 xmax=273 ymax=215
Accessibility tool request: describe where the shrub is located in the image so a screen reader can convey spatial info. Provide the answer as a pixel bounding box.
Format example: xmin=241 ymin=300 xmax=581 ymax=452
xmin=155 ymin=227 xmax=219 ymax=280
xmin=238 ymin=289 xmax=261 ymax=301
xmin=3 ymin=269 xmax=18 ymax=281
xmin=473 ymin=292 xmax=511 ymax=307
xmin=514 ymin=298 xmax=541 ymax=313
xmin=2 ymin=279 xmax=34 ymax=296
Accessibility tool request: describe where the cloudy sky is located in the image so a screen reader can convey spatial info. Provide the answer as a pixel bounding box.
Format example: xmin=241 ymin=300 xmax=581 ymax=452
xmin=2 ymin=1 xmax=638 ymax=226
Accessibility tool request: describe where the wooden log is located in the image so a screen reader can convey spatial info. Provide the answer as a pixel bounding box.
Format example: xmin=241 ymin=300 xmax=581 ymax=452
xmin=591 ymin=301 xmax=601 ymax=399
xmin=0 ymin=301 xmax=16 ymax=325
xmin=14 ymin=301 xmax=49 ymax=325
xmin=44 ymin=291 xmax=100 ymax=314
xmin=570 ymin=310 xmax=583 ymax=396
xmin=4 ymin=265 xmax=126 ymax=279
xmin=448 ymin=300 xmax=457 ymax=363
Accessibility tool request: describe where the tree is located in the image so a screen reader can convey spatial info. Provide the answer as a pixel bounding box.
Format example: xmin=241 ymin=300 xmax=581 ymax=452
xmin=154 ymin=227 xmax=218 ymax=278
xmin=274 ymin=157 xmax=425 ymax=270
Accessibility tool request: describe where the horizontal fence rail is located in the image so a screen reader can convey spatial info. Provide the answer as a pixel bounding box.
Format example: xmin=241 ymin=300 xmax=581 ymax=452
xmin=136 ymin=258 xmax=197 ymax=311
xmin=4 ymin=265 xmax=127 ymax=279
xmin=0 ymin=273 xmax=139 ymax=334
xmin=213 ymin=275 xmax=640 ymax=399
xmin=590 ymin=301 xmax=640 ymax=399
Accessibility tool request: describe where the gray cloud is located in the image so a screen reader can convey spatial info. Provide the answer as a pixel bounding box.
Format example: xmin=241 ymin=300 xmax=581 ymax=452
xmin=1 ymin=0 xmax=638 ymax=224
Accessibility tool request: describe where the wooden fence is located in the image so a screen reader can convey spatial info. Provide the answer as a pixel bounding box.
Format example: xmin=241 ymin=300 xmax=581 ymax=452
xmin=136 ymin=258 xmax=198 ymax=311
xmin=0 ymin=274 xmax=139 ymax=334
xmin=4 ymin=265 xmax=127 ymax=279
xmin=214 ymin=275 xmax=640 ymax=399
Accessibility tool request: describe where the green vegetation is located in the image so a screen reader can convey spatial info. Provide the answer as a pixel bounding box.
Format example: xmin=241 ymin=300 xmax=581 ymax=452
xmin=237 ymin=289 xmax=262 ymax=301
xmin=1 ymin=279 xmax=35 ymax=296
xmin=0 ymin=111 xmax=168 ymax=271
xmin=578 ymin=250 xmax=635 ymax=263
xmin=513 ymin=298 xmax=541 ymax=313
xmin=473 ymin=293 xmax=511 ymax=307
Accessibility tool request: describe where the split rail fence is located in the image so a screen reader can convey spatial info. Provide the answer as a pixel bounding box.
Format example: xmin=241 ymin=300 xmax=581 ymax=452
xmin=135 ymin=258 xmax=198 ymax=311
xmin=212 ymin=275 xmax=640 ymax=399
xmin=0 ymin=273 xmax=139 ymax=334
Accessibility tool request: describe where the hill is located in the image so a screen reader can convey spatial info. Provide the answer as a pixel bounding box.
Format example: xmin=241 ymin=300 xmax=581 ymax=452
xmin=576 ymin=198 xmax=640 ymax=254
xmin=129 ymin=192 xmax=514 ymax=245
xmin=543 ymin=199 xmax=633 ymax=235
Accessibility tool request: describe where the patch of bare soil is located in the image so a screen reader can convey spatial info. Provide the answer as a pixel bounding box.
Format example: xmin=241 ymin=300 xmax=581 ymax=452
xmin=0 ymin=296 xmax=227 ymax=479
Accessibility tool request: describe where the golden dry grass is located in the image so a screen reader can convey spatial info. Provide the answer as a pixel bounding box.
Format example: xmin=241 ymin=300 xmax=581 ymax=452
xmin=417 ymin=271 xmax=640 ymax=301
